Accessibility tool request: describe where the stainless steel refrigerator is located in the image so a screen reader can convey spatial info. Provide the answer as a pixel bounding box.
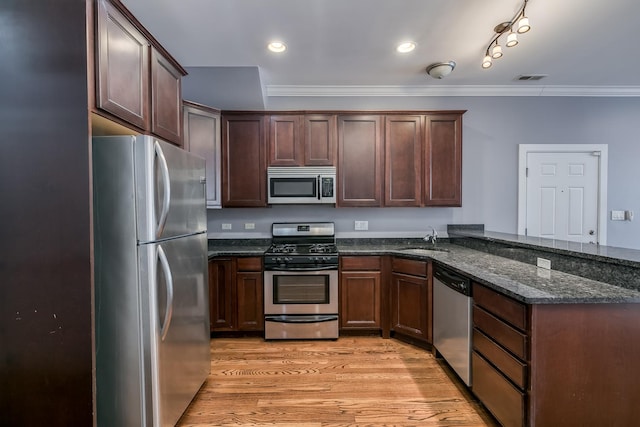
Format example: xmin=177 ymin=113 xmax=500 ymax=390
xmin=93 ymin=135 xmax=210 ymax=426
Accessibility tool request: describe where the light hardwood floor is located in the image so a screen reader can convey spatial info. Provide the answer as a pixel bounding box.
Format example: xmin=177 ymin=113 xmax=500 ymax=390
xmin=177 ymin=336 xmax=497 ymax=426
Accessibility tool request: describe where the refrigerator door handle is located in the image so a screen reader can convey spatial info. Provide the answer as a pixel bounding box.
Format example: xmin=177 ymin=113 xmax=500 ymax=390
xmin=157 ymin=245 xmax=174 ymax=342
xmin=154 ymin=141 xmax=171 ymax=239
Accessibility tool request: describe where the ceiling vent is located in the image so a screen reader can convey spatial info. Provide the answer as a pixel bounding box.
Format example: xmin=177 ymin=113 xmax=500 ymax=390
xmin=514 ymin=74 xmax=548 ymax=81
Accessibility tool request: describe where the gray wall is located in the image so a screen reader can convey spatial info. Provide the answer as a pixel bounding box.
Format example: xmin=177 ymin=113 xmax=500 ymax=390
xmin=208 ymin=96 xmax=640 ymax=249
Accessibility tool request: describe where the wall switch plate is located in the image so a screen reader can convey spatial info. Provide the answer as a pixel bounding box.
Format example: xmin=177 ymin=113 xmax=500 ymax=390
xmin=537 ymin=257 xmax=551 ymax=270
xmin=611 ymin=210 xmax=625 ymax=221
xmin=221 ymin=223 xmax=232 ymax=230
xmin=244 ymin=223 xmax=255 ymax=230
xmin=354 ymin=220 xmax=368 ymax=231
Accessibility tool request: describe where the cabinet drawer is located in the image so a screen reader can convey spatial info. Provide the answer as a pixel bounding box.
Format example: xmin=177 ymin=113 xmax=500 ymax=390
xmin=473 ymin=283 xmax=527 ymax=331
xmin=236 ymin=257 xmax=262 ymax=272
xmin=473 ymin=328 xmax=527 ymax=389
xmin=473 ymin=306 xmax=528 ymax=360
xmin=472 ymin=352 xmax=525 ymax=427
xmin=392 ymin=258 xmax=427 ymax=277
xmin=341 ymin=256 xmax=381 ymax=271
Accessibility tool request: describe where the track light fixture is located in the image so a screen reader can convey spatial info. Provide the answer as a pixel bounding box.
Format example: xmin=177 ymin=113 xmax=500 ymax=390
xmin=482 ymin=0 xmax=531 ymax=69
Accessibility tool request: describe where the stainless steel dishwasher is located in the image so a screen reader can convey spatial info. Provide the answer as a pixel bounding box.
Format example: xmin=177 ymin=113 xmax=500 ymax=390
xmin=433 ymin=264 xmax=472 ymax=386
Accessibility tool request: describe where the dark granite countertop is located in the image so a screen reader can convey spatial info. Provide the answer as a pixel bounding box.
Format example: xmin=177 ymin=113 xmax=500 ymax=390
xmin=207 ymin=239 xmax=640 ymax=305
xmin=449 ymin=230 xmax=640 ymax=268
xmin=341 ymin=242 xmax=640 ymax=304
xmin=208 ymin=239 xmax=269 ymax=258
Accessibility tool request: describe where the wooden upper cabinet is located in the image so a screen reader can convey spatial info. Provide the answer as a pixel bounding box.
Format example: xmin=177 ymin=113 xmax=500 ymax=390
xmin=338 ymin=115 xmax=383 ymax=207
xmin=151 ymin=48 xmax=183 ymax=145
xmin=184 ymin=101 xmax=221 ymax=208
xmin=94 ymin=0 xmax=186 ymax=145
xmin=385 ymin=115 xmax=423 ymax=207
xmin=424 ymin=114 xmax=462 ymax=206
xmin=304 ymin=114 xmax=337 ymax=166
xmin=269 ymin=115 xmax=303 ymax=166
xmin=95 ymin=0 xmax=149 ymax=130
xmin=268 ymin=114 xmax=336 ymax=166
xmin=222 ymin=114 xmax=267 ymax=207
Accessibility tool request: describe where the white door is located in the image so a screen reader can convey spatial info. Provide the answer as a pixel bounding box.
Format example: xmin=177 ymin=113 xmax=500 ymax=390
xmin=518 ymin=145 xmax=608 ymax=245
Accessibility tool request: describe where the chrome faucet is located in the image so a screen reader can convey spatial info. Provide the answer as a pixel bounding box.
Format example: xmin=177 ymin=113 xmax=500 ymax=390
xmin=423 ymin=226 xmax=437 ymax=244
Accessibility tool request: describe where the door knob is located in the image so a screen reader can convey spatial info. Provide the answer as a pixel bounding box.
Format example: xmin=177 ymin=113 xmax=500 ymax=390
xmin=589 ymin=230 xmax=595 ymax=235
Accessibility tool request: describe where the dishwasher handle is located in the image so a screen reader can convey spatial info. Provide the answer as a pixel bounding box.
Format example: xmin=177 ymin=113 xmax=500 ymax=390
xmin=433 ymin=265 xmax=471 ymax=296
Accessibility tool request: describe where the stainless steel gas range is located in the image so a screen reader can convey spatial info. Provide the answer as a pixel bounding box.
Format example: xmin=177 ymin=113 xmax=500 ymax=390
xmin=263 ymin=222 xmax=339 ymax=340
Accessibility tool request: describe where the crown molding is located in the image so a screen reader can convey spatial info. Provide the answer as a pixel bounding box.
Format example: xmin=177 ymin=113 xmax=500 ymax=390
xmin=266 ymin=85 xmax=640 ymax=98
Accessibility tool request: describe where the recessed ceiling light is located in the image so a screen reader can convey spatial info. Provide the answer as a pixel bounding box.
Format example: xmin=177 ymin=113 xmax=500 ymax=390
xmin=268 ymin=41 xmax=287 ymax=53
xmin=396 ymin=42 xmax=416 ymax=53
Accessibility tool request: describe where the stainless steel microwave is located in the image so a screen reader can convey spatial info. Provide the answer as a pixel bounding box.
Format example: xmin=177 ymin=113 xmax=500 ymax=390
xmin=267 ymin=166 xmax=336 ymax=204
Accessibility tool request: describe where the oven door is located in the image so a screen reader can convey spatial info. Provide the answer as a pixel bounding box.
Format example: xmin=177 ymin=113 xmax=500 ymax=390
xmin=264 ymin=269 xmax=338 ymax=315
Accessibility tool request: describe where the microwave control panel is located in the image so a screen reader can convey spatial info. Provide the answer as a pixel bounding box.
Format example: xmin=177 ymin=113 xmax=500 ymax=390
xmin=321 ymin=177 xmax=334 ymax=198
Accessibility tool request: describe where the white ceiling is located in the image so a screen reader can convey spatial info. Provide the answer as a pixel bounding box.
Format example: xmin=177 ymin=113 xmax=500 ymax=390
xmin=121 ymin=0 xmax=640 ymax=109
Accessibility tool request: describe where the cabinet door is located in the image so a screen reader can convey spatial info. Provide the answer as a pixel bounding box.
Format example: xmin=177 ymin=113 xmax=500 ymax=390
xmin=95 ymin=0 xmax=149 ymax=130
xmin=151 ymin=48 xmax=183 ymax=145
xmin=236 ymin=272 xmax=264 ymax=331
xmin=424 ymin=114 xmax=462 ymax=206
xmin=340 ymin=271 xmax=381 ymax=329
xmin=338 ymin=115 xmax=383 ymax=207
xmin=304 ymin=114 xmax=337 ymax=166
xmin=269 ymin=115 xmax=303 ymax=166
xmin=222 ymin=115 xmax=267 ymax=207
xmin=184 ymin=102 xmax=221 ymax=208
xmin=209 ymin=258 xmax=234 ymax=331
xmin=391 ymin=272 xmax=429 ymax=341
xmin=385 ymin=115 xmax=423 ymax=207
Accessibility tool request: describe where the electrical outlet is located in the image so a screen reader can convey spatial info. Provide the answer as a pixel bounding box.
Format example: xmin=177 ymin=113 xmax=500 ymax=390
xmin=221 ymin=223 xmax=232 ymax=230
xmin=244 ymin=223 xmax=255 ymax=230
xmin=354 ymin=220 xmax=368 ymax=231
xmin=537 ymin=257 xmax=551 ymax=270
xmin=611 ymin=210 xmax=625 ymax=221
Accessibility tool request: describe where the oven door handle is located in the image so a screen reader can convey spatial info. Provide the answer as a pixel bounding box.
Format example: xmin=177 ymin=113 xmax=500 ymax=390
xmin=266 ymin=265 xmax=338 ymax=272
xmin=265 ymin=315 xmax=338 ymax=324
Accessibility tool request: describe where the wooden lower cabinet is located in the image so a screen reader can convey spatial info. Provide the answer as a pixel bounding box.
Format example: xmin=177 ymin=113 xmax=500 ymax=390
xmin=235 ymin=270 xmax=263 ymax=331
xmin=209 ymin=258 xmax=234 ymax=330
xmin=209 ymin=256 xmax=263 ymax=333
xmin=472 ymin=282 xmax=640 ymax=427
xmin=339 ymin=256 xmax=382 ymax=331
xmin=390 ymin=257 xmax=431 ymax=343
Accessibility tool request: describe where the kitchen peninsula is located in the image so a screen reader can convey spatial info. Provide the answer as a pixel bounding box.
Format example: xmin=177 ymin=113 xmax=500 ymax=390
xmin=208 ymin=230 xmax=640 ymax=426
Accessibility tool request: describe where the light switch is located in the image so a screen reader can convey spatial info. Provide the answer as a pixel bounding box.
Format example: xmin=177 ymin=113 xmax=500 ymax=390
xmin=244 ymin=223 xmax=255 ymax=230
xmin=221 ymin=223 xmax=232 ymax=230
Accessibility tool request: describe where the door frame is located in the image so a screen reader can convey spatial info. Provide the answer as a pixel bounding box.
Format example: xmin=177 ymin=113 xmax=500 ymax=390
xmin=517 ymin=144 xmax=608 ymax=245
